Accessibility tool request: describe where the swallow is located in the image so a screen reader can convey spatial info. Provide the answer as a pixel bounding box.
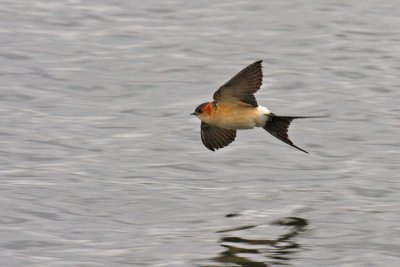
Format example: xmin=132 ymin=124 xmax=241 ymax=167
xmin=191 ymin=60 xmax=320 ymax=153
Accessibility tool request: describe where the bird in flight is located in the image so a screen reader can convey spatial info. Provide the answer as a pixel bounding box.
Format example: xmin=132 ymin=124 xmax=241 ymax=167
xmin=191 ymin=60 xmax=320 ymax=153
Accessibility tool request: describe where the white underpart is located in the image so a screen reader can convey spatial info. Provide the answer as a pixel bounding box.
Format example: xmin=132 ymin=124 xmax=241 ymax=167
xmin=255 ymin=105 xmax=271 ymax=127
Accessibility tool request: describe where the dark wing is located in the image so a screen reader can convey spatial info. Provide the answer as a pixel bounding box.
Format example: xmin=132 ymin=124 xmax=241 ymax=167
xmin=213 ymin=60 xmax=263 ymax=107
xmin=201 ymin=122 xmax=237 ymax=151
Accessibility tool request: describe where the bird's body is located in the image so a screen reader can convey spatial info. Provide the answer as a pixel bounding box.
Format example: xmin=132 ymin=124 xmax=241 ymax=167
xmin=191 ymin=60 xmax=318 ymax=153
xmin=199 ymin=102 xmax=270 ymax=130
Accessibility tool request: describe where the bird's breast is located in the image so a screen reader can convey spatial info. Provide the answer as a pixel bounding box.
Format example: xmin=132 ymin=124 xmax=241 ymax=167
xmin=211 ymin=103 xmax=263 ymax=129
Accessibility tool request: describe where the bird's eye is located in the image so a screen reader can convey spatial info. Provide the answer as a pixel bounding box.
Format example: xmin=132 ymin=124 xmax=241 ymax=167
xmin=195 ymin=103 xmax=208 ymax=114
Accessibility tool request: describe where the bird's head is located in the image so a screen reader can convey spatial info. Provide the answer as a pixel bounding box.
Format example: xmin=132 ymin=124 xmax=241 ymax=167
xmin=191 ymin=102 xmax=211 ymax=119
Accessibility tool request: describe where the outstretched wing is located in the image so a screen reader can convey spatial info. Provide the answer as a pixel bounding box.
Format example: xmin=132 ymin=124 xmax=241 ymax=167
xmin=201 ymin=122 xmax=237 ymax=151
xmin=213 ymin=60 xmax=263 ymax=107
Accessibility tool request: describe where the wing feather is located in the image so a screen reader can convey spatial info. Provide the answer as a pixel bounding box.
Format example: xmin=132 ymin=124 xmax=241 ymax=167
xmin=201 ymin=122 xmax=236 ymax=151
xmin=213 ymin=60 xmax=263 ymax=107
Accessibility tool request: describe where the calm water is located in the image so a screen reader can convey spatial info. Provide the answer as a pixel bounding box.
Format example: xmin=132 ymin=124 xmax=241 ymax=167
xmin=1 ymin=1 xmax=399 ymax=266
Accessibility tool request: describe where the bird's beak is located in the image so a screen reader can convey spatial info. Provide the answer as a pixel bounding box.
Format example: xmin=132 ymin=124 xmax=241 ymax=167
xmin=190 ymin=112 xmax=196 ymax=116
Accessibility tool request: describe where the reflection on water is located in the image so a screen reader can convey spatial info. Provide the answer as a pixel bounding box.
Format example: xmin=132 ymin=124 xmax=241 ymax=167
xmin=204 ymin=217 xmax=308 ymax=267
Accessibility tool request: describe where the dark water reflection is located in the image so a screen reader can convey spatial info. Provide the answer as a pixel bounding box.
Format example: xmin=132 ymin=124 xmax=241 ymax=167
xmin=204 ymin=217 xmax=308 ymax=267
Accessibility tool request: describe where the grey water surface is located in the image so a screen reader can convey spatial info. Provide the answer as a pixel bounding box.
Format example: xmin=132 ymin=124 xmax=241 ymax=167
xmin=1 ymin=1 xmax=399 ymax=266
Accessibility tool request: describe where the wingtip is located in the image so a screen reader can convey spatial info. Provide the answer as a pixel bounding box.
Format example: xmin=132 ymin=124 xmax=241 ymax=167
xmin=254 ymin=60 xmax=263 ymax=73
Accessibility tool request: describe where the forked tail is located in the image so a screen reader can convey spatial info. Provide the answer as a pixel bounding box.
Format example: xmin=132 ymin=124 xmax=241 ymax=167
xmin=263 ymin=114 xmax=321 ymax=154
